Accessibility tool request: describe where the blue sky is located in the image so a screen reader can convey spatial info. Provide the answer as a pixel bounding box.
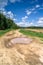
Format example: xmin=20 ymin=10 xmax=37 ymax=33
xmin=0 ymin=0 xmax=43 ymax=27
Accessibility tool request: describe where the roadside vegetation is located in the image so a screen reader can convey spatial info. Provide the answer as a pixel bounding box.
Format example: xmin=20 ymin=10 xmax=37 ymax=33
xmin=19 ymin=29 xmax=43 ymax=38
xmin=0 ymin=13 xmax=19 ymax=30
xmin=0 ymin=13 xmax=19 ymax=36
xmin=0 ymin=29 xmax=12 ymax=36
xmin=0 ymin=13 xmax=43 ymax=37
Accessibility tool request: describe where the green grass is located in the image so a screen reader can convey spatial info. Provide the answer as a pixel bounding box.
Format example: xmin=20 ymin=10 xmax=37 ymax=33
xmin=19 ymin=29 xmax=43 ymax=38
xmin=0 ymin=29 xmax=12 ymax=36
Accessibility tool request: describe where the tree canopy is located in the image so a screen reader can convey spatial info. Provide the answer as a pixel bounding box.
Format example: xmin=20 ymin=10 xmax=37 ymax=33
xmin=0 ymin=13 xmax=19 ymax=30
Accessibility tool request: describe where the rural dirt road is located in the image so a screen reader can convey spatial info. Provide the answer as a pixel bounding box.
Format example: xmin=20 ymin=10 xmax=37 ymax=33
xmin=0 ymin=30 xmax=43 ymax=65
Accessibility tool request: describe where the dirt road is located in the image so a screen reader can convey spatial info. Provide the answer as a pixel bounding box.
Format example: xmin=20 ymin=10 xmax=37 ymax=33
xmin=0 ymin=30 xmax=43 ymax=65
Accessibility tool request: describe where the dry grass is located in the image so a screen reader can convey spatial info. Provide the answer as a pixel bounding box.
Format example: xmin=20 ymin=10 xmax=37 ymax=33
xmin=26 ymin=29 xmax=43 ymax=33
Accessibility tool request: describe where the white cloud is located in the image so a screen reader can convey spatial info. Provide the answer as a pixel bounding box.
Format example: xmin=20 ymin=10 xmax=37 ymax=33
xmin=26 ymin=10 xmax=32 ymax=15
xmin=7 ymin=11 xmax=17 ymax=21
xmin=36 ymin=5 xmax=40 ymax=8
xmin=7 ymin=11 xmax=14 ymax=19
xmin=0 ymin=8 xmax=5 ymax=13
xmin=26 ymin=8 xmax=35 ymax=16
xmin=22 ymin=16 xmax=28 ymax=19
xmin=0 ymin=9 xmax=17 ymax=21
xmin=2 ymin=11 xmax=14 ymax=19
xmin=16 ymin=21 xmax=34 ymax=27
xmin=17 ymin=16 xmax=43 ymax=27
xmin=16 ymin=15 xmax=34 ymax=27
xmin=38 ymin=17 xmax=43 ymax=24
xmin=13 ymin=18 xmax=17 ymax=21
xmin=24 ymin=16 xmax=28 ymax=19
xmin=16 ymin=16 xmax=43 ymax=27
xmin=26 ymin=4 xmax=40 ymax=16
xmin=2 ymin=10 xmax=17 ymax=22
xmin=22 ymin=16 xmax=28 ymax=22
xmin=34 ymin=17 xmax=43 ymax=26
xmin=2 ymin=11 xmax=6 ymax=15
xmin=31 ymin=17 xmax=43 ymax=27
xmin=0 ymin=0 xmax=8 ymax=8
xmin=0 ymin=0 xmax=21 ymax=9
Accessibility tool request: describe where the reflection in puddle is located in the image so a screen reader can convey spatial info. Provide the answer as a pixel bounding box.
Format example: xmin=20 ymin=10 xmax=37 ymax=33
xmin=5 ymin=37 xmax=32 ymax=48
xmin=10 ymin=37 xmax=32 ymax=44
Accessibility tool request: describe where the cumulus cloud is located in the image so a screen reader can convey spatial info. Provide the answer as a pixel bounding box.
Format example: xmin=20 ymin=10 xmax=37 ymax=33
xmin=2 ymin=10 xmax=17 ymax=22
xmin=7 ymin=11 xmax=17 ymax=21
xmin=33 ymin=17 xmax=43 ymax=27
xmin=38 ymin=17 xmax=43 ymax=24
xmin=0 ymin=0 xmax=8 ymax=8
xmin=36 ymin=5 xmax=40 ymax=8
xmin=2 ymin=10 xmax=14 ymax=19
xmin=13 ymin=18 xmax=17 ymax=21
xmin=26 ymin=10 xmax=32 ymax=15
xmin=16 ymin=15 xmax=34 ymax=27
xmin=16 ymin=21 xmax=34 ymax=27
xmin=26 ymin=8 xmax=35 ymax=16
xmin=22 ymin=16 xmax=28 ymax=22
xmin=0 ymin=0 xmax=21 ymax=9
xmin=16 ymin=15 xmax=28 ymax=27
xmin=7 ymin=11 xmax=14 ymax=19
xmin=26 ymin=4 xmax=41 ymax=16
xmin=17 ymin=16 xmax=43 ymax=27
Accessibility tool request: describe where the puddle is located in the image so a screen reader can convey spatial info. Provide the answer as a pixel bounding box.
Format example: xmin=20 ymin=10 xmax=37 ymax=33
xmin=5 ymin=37 xmax=33 ymax=48
xmin=10 ymin=37 xmax=32 ymax=44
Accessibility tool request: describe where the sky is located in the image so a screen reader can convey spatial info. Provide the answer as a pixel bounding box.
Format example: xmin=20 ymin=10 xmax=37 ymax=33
xmin=0 ymin=0 xmax=43 ymax=27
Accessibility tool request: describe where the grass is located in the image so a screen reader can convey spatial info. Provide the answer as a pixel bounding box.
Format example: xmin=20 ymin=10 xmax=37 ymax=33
xmin=0 ymin=29 xmax=12 ymax=36
xmin=19 ymin=29 xmax=43 ymax=38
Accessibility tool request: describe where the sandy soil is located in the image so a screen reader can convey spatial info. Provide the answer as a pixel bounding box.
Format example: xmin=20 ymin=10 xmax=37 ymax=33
xmin=0 ymin=30 xmax=43 ymax=65
xmin=26 ymin=29 xmax=43 ymax=33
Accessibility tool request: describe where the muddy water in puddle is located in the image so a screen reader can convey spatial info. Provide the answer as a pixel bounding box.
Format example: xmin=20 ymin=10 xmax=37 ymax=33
xmin=10 ymin=37 xmax=32 ymax=44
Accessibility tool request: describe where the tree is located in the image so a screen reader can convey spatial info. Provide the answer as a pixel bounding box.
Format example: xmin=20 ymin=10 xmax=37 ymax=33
xmin=0 ymin=13 xmax=19 ymax=30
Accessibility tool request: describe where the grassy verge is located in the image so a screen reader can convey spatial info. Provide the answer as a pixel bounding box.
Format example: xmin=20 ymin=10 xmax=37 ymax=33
xmin=0 ymin=29 xmax=12 ymax=36
xmin=19 ymin=29 xmax=43 ymax=38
